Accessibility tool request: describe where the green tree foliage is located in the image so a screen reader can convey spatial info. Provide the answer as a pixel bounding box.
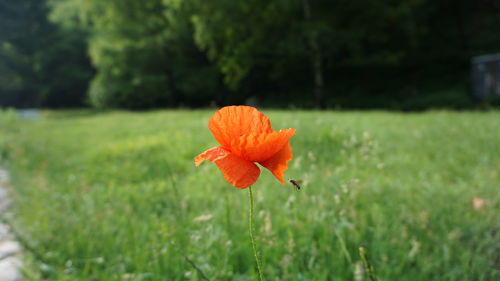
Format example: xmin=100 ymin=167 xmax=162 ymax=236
xmin=2 ymin=0 xmax=500 ymax=109
xmin=189 ymin=0 xmax=432 ymax=108
xmin=0 ymin=0 xmax=92 ymax=108
xmin=50 ymin=0 xmax=220 ymax=109
xmin=83 ymin=0 xmax=172 ymax=108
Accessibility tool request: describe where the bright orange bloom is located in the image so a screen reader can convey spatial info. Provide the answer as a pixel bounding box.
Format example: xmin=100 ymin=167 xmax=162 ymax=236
xmin=195 ymin=106 xmax=296 ymax=188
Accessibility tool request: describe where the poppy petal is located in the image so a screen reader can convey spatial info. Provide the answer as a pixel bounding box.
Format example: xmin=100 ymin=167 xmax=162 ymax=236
xmin=259 ymin=143 xmax=293 ymax=184
xmin=208 ymin=106 xmax=273 ymax=148
xmin=195 ymin=146 xmax=229 ymax=166
xmin=215 ymin=153 xmax=261 ymax=188
xmin=195 ymin=146 xmax=260 ymax=188
xmin=230 ymin=128 xmax=296 ymax=162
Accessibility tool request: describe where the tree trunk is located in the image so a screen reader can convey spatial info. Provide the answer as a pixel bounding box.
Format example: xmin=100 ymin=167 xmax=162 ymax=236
xmin=166 ymin=67 xmax=182 ymax=107
xmin=303 ymin=0 xmax=325 ymax=109
xmin=311 ymin=40 xmax=325 ymax=109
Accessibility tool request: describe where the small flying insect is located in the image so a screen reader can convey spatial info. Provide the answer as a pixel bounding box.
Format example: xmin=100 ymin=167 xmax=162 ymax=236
xmin=288 ymin=179 xmax=302 ymax=191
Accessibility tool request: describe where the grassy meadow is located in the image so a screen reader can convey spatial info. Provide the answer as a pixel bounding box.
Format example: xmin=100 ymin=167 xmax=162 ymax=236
xmin=0 ymin=109 xmax=499 ymax=281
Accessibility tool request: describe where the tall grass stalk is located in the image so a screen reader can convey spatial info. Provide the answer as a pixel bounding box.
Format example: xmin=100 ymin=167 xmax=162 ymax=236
xmin=359 ymin=246 xmax=377 ymax=281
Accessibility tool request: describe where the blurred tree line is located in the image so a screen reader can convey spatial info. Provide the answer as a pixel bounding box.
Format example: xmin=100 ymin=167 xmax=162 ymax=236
xmin=1 ymin=0 xmax=499 ymax=109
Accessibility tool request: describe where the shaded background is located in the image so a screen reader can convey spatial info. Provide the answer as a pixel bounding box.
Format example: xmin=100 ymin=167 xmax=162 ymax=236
xmin=1 ymin=0 xmax=500 ymax=110
xmin=1 ymin=2 xmax=500 ymax=279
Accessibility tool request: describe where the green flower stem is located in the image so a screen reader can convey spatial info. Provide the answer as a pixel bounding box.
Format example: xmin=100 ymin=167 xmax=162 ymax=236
xmin=248 ymin=186 xmax=265 ymax=281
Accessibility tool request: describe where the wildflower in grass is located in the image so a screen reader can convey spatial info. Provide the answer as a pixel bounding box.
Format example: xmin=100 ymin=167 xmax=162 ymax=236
xmin=195 ymin=105 xmax=296 ymax=188
xmin=472 ymin=197 xmax=487 ymax=210
xmin=195 ymin=105 xmax=297 ymax=281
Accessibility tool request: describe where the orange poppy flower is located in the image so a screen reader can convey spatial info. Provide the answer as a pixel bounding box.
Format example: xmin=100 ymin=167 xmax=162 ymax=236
xmin=195 ymin=106 xmax=296 ymax=188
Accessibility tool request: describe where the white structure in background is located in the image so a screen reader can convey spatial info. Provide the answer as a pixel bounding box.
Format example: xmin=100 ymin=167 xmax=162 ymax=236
xmin=471 ymin=53 xmax=500 ymax=100
xmin=0 ymin=169 xmax=22 ymax=281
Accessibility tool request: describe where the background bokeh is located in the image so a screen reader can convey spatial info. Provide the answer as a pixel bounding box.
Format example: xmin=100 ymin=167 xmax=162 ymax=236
xmin=1 ymin=0 xmax=500 ymax=110
xmin=0 ymin=110 xmax=499 ymax=280
xmin=1 ymin=1 xmax=499 ymax=280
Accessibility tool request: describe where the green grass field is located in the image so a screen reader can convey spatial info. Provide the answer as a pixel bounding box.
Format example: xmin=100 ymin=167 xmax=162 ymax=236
xmin=0 ymin=109 xmax=499 ymax=281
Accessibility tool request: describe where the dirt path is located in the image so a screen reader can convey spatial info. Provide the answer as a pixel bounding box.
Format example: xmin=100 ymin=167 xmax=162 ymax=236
xmin=0 ymin=169 xmax=22 ymax=281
